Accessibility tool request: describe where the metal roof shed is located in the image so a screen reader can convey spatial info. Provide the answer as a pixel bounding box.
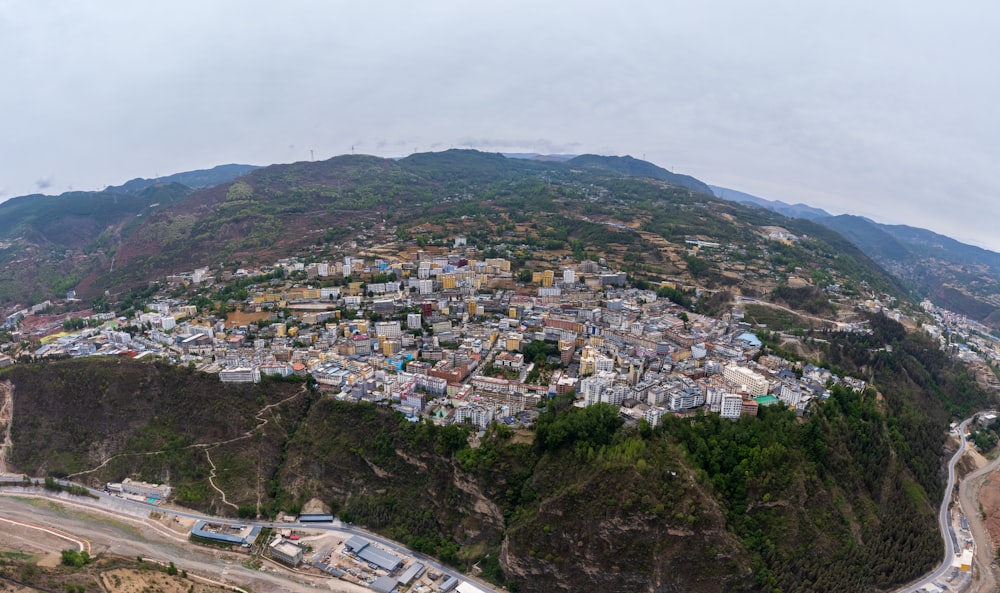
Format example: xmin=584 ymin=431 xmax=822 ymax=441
xmin=357 ymin=545 xmax=403 ymax=572
xmin=397 ymin=562 xmax=425 ymax=585
xmin=371 ymin=575 xmax=398 ymax=593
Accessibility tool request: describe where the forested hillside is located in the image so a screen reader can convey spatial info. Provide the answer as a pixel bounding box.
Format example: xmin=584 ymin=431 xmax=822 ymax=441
xmin=1 ymin=315 xmax=989 ymax=593
xmin=91 ymin=150 xmax=905 ymax=310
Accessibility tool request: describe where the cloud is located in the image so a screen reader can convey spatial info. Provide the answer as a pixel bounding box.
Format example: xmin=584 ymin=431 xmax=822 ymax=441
xmin=456 ymin=137 xmax=582 ymax=155
xmin=1 ymin=2 xmax=999 ymax=249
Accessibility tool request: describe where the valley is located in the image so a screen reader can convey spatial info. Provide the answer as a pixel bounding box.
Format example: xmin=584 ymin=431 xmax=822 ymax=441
xmin=0 ymin=151 xmax=998 ymax=592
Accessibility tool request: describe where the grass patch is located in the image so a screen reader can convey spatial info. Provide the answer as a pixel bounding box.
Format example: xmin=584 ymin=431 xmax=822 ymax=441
xmin=40 ymin=331 xmax=72 ymax=345
xmin=15 ymin=497 xmax=66 ymax=512
xmin=902 ymin=479 xmax=933 ymax=515
xmin=1 ymin=549 xmax=38 ymax=562
xmin=744 ymin=304 xmax=815 ymax=331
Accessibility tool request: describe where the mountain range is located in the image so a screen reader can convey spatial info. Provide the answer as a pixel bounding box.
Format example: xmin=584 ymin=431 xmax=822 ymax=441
xmin=0 ymin=151 xmax=879 ymax=307
xmin=3 ymin=150 xmax=997 ymax=329
xmin=711 ymin=184 xmax=1000 ymax=328
xmin=0 ymin=150 xmax=997 ymax=592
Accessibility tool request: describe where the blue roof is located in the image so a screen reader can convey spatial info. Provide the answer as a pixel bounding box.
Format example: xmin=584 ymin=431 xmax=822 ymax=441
xmin=298 ymin=513 xmax=334 ymax=522
xmin=737 ymin=332 xmax=762 ymax=347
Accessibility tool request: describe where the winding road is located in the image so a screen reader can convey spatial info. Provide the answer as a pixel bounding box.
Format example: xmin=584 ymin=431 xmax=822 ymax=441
xmin=896 ymin=418 xmax=971 ymax=592
xmin=5 ymin=415 xmax=997 ymax=593
xmin=0 ymin=478 xmax=502 ymax=593
xmin=897 ymin=417 xmax=1000 ymax=593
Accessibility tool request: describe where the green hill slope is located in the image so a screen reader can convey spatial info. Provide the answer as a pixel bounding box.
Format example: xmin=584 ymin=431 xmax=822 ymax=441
xmin=2 ymin=323 xmax=990 ymax=593
xmin=90 ymin=150 xmax=904 ymax=311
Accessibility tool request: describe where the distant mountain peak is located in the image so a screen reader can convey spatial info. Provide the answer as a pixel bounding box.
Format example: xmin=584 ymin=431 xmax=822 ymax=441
xmin=713 ymin=183 xmax=1000 ymax=328
xmin=710 ymin=185 xmax=831 ymax=220
xmin=107 ymin=163 xmax=259 ymax=195
xmin=567 ymin=154 xmax=713 ymax=194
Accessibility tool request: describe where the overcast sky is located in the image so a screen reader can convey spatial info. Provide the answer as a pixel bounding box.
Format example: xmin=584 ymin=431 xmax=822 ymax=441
xmin=2 ymin=2 xmax=999 ymax=250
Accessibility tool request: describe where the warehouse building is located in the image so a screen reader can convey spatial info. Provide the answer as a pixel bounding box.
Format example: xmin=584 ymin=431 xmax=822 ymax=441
xmin=397 ymin=562 xmax=425 ymax=585
xmin=371 ymin=575 xmax=398 ymax=593
xmin=456 ymin=581 xmax=489 ymax=593
xmin=344 ymin=535 xmax=403 ymax=572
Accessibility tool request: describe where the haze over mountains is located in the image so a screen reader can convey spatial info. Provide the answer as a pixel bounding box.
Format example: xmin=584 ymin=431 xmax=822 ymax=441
xmin=1 ymin=148 xmax=998 ymax=593
xmin=710 ymin=184 xmax=1000 ymax=329
xmin=0 ymin=150 xmax=885 ymax=307
xmin=2 ymin=150 xmax=996 ymax=328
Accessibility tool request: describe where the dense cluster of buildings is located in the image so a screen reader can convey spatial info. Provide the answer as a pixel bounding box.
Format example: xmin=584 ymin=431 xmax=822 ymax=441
xmin=2 ymin=245 xmax=878 ymax=430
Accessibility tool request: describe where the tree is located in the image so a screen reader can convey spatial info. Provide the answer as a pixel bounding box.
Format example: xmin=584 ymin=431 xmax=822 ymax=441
xmin=684 ymin=255 xmax=709 ymax=278
xmin=226 ymin=180 xmax=253 ymax=202
xmin=60 ymin=549 xmax=91 ymax=568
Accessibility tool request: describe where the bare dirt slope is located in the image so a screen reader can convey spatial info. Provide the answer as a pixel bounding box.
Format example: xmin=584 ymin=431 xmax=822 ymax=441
xmin=980 ymin=471 xmax=1000 ymax=551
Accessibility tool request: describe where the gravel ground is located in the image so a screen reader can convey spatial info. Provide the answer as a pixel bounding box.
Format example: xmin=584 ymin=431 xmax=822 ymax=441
xmin=0 ymin=493 xmax=368 ymax=593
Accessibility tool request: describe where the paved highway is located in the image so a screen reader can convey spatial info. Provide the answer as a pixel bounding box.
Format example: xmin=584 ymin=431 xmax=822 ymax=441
xmin=4 ymin=416 xmax=995 ymax=593
xmin=0 ymin=476 xmax=501 ymax=593
xmin=897 ymin=417 xmax=973 ymax=593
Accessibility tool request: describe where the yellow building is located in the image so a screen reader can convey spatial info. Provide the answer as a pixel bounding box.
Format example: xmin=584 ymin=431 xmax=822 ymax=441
xmin=579 ymin=345 xmax=597 ymax=376
xmin=442 ymin=274 xmax=457 ymax=289
xmin=485 ymin=258 xmax=511 ymax=272
xmin=505 ymin=333 xmax=522 ymax=352
xmin=541 ymin=270 xmax=555 ymax=287
xmin=253 ymin=292 xmax=282 ymax=304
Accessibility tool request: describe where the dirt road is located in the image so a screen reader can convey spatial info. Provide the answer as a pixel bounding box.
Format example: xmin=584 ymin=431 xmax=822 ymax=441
xmin=959 ymin=449 xmax=1000 ymax=593
xmin=0 ymin=494 xmax=368 ymax=593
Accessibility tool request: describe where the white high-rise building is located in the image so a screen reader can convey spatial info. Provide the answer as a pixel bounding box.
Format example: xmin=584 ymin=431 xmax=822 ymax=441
xmin=594 ymin=354 xmax=615 ymax=373
xmin=723 ymin=365 xmax=769 ymax=397
xmin=643 ymin=406 xmax=666 ymax=427
xmin=720 ymin=393 xmax=744 ymax=419
xmin=375 ymin=321 xmax=402 ymax=339
xmin=779 ymin=383 xmax=803 ymax=407
xmin=580 ymin=372 xmax=614 ymax=406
